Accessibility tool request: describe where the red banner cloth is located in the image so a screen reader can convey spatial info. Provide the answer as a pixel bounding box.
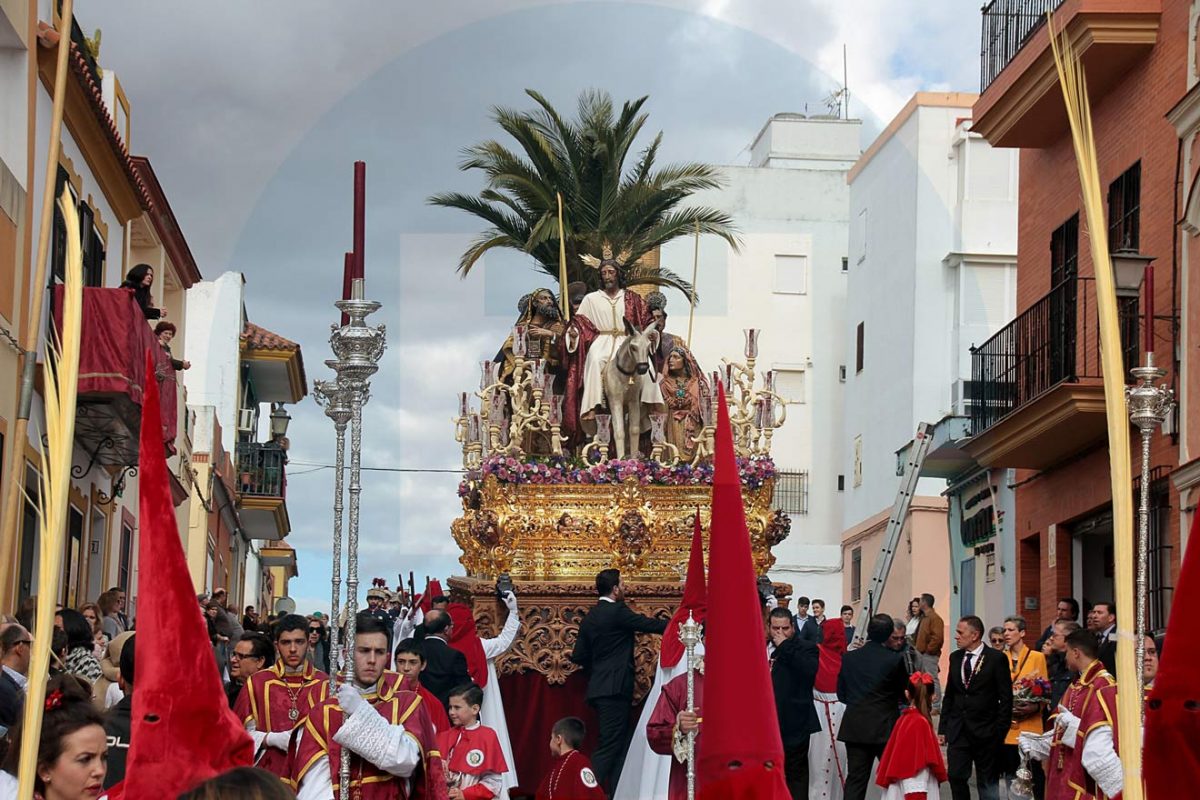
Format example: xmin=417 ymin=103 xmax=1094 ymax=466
xmin=53 ymin=286 xmax=177 ymax=446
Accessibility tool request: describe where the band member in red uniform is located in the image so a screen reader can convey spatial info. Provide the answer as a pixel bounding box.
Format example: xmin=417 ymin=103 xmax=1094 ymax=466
xmin=1018 ymin=629 xmax=1122 ymax=800
xmin=646 ymin=649 xmax=705 ymax=800
xmin=394 ymin=638 xmax=451 ymax=734
xmin=234 ymin=613 xmax=328 ymax=779
xmin=536 ymin=717 xmax=604 ymax=800
xmin=436 ymin=684 xmax=507 ymax=799
xmin=293 ymin=614 xmax=447 ymax=800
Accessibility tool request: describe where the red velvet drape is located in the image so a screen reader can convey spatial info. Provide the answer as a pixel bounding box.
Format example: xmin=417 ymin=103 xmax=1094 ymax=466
xmin=53 ymin=286 xmax=177 ymax=445
xmin=501 ymin=671 xmax=647 ymax=798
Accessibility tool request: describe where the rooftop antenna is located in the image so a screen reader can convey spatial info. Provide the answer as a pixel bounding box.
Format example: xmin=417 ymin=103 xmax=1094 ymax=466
xmin=843 ymin=43 xmax=849 ymax=119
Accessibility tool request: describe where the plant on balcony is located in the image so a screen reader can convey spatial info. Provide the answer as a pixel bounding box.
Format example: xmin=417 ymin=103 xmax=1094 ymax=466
xmin=428 ymin=89 xmax=739 ymax=298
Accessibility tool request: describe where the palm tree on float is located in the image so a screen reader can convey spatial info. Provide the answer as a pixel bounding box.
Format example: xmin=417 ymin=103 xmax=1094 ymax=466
xmin=428 ymin=89 xmax=739 ymax=299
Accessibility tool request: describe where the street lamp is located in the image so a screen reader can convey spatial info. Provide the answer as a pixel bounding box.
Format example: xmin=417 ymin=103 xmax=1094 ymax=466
xmin=1110 ymin=248 xmax=1153 ymax=297
xmin=269 ymin=404 xmax=292 ymax=440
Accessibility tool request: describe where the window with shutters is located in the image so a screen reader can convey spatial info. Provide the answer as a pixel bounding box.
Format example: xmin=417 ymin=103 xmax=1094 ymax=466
xmin=1107 ymin=162 xmax=1141 ymax=252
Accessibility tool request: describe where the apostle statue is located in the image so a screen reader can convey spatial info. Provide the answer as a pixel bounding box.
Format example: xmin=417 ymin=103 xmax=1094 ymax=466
xmin=497 ymin=287 xmax=565 ymax=384
xmin=561 ymin=246 xmax=660 ymax=447
xmin=645 ymin=292 xmax=707 ymax=394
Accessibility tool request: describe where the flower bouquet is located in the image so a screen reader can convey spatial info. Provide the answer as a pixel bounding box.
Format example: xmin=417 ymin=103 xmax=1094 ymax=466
xmin=1012 ymin=675 xmax=1053 ymax=720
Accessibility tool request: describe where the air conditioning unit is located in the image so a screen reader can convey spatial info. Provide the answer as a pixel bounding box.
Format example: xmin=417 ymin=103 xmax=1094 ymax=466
xmin=237 ymin=408 xmax=256 ymax=433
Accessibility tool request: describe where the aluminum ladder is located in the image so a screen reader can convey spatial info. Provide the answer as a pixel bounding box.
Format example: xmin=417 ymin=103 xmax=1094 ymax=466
xmin=850 ymin=421 xmax=934 ymax=646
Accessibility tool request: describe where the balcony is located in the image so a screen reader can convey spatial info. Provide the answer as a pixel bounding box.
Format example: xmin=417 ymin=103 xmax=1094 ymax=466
xmin=974 ymin=0 xmax=1161 ymax=148
xmin=235 ymin=442 xmax=290 ymax=541
xmin=964 ymin=277 xmax=1136 ymax=470
xmin=53 ymin=287 xmax=177 ymax=495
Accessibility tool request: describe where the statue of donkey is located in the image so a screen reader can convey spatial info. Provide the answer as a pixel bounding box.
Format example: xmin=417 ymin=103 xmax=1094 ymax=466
xmin=601 ymin=320 xmax=659 ymax=459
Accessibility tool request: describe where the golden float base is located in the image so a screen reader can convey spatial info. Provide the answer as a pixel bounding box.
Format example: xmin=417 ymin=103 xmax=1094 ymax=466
xmin=451 ymin=475 xmax=789 ymax=582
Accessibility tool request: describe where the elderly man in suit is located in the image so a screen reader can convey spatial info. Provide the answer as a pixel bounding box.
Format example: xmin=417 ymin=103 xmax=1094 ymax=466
xmin=0 ymin=624 xmax=31 ymax=738
xmin=938 ymin=615 xmax=1013 ymax=800
xmin=570 ymin=568 xmax=668 ymax=795
xmin=417 ymin=608 xmax=472 ymax=711
xmin=837 ymin=613 xmax=909 ymax=800
xmin=1087 ymin=601 xmax=1118 ymax=677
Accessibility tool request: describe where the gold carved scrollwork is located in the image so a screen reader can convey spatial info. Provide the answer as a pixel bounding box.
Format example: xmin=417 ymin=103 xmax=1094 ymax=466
xmin=452 ymin=475 xmax=780 ymax=581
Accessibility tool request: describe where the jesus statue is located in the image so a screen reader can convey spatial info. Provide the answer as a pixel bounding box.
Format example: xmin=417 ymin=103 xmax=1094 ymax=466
xmin=561 ymin=247 xmax=661 ymax=450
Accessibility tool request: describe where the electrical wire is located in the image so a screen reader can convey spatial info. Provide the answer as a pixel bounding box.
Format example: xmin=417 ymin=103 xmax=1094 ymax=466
xmin=286 ymin=460 xmax=464 ymax=475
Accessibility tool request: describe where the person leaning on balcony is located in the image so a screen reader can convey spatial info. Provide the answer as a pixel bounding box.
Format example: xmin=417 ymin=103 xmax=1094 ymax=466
xmin=913 ymin=594 xmax=944 ymax=705
xmin=120 ymin=263 xmax=167 ymax=320
xmin=154 ymin=322 xmax=191 ymax=371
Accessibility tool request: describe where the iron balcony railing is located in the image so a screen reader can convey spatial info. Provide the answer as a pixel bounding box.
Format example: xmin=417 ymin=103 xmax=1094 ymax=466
xmin=969 ymin=276 xmax=1142 ymax=433
xmin=980 ymin=0 xmax=1067 ymax=90
xmin=235 ymin=442 xmax=287 ymax=499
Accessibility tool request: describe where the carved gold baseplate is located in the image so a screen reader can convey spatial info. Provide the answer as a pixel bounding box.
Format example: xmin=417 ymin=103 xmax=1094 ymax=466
xmin=451 ymin=475 xmax=790 ymax=582
xmin=447 ymin=576 xmax=792 ymax=702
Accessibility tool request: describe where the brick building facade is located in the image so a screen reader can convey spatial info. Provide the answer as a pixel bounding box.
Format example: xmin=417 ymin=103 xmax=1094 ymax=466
xmin=967 ymin=0 xmax=1188 ymax=635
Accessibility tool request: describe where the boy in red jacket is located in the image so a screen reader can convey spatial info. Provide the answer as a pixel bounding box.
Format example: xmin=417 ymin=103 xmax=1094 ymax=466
xmin=537 ymin=717 xmax=605 ymax=799
xmin=437 ymin=683 xmax=508 ymax=799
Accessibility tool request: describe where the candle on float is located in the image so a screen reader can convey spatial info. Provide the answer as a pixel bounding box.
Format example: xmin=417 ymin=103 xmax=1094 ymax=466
xmin=353 ymin=161 xmax=366 ymax=280
xmin=1143 ymin=263 xmax=1154 ymax=357
xmin=351 ymin=278 xmax=365 ymax=301
xmin=458 ymin=392 xmax=469 ymax=417
xmin=744 ymin=328 xmax=760 ymax=359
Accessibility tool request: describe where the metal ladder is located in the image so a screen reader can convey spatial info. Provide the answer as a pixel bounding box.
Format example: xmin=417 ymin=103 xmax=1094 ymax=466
xmin=850 ymin=421 xmax=934 ymax=645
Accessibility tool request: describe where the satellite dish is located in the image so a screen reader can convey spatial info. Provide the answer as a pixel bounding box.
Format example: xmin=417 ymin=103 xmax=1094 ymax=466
xmin=274 ymin=596 xmax=296 ymax=615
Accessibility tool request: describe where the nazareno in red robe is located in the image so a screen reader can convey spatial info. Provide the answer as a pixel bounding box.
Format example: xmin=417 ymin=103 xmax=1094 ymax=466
xmin=234 ymin=661 xmax=328 ymax=779
xmin=437 ymin=723 xmax=508 ymax=799
xmin=875 ymin=707 xmax=947 ymax=794
xmin=536 ymin=750 xmax=605 ymax=800
xmin=647 ymin=671 xmax=705 ymax=800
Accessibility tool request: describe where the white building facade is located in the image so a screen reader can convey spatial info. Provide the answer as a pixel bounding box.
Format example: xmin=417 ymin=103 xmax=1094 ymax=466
xmin=840 ymin=93 xmax=1020 ymax=626
xmin=660 ymin=114 xmax=861 ymax=601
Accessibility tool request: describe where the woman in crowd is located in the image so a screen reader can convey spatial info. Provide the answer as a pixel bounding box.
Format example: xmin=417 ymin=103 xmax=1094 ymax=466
xmin=305 ymin=617 xmax=329 ymax=674
xmin=97 ymin=591 xmax=124 ymax=642
xmin=988 ymin=626 xmax=1007 ymax=651
xmin=904 ymin=598 xmax=922 ymax=642
xmin=0 ymin=674 xmax=109 ymax=800
xmin=95 ymin=631 xmax=134 ymax=710
xmin=56 ymin=609 xmax=102 ymax=695
xmin=77 ymin=604 xmax=107 ymax=661
xmin=119 ymin=263 xmax=166 ymax=320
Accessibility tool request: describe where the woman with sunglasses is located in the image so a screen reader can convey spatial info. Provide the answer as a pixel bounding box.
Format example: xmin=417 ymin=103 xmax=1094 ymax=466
xmin=304 ymin=619 xmax=329 ymax=674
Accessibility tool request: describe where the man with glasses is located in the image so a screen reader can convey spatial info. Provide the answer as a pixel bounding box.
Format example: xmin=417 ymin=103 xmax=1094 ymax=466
xmin=0 ymin=623 xmax=31 ymax=736
xmin=226 ymin=632 xmax=273 ymax=708
xmin=306 ymin=619 xmax=330 ymax=674
xmin=235 ymin=614 xmax=328 ymax=779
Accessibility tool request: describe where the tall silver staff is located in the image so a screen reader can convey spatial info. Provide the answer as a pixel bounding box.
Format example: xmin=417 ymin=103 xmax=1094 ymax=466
xmin=678 ymin=612 xmax=702 ymax=800
xmin=313 ymin=378 xmax=351 ymax=686
xmin=327 ymin=278 xmax=386 ymax=797
xmin=1126 ymin=350 xmax=1173 ymax=721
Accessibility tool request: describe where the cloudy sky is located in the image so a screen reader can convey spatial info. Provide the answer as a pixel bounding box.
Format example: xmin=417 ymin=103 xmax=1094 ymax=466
xmin=82 ymin=0 xmax=979 ymax=614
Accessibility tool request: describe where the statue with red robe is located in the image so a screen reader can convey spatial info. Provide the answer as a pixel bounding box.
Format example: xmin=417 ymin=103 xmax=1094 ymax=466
xmin=561 ymin=249 xmax=658 ymax=446
xmin=646 ymin=667 xmax=705 ymax=800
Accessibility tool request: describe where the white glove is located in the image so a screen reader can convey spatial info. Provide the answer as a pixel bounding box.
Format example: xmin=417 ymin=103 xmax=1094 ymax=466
xmin=264 ymin=730 xmax=292 ymax=751
xmin=765 ymin=595 xmax=779 ymax=610
xmin=502 ymin=591 xmax=518 ymax=612
xmin=338 ymin=683 xmax=367 ymax=717
xmin=1018 ymin=731 xmax=1052 ymax=760
xmin=1055 ymin=705 xmax=1081 ymax=747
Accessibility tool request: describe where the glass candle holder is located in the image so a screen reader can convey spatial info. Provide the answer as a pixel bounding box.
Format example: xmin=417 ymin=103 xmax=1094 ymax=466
xmin=512 ymin=325 xmax=528 ymax=358
xmin=650 ymin=413 xmax=666 ymax=443
xmin=548 ymin=393 xmax=563 ymax=425
xmin=467 ymin=413 xmax=481 ymax=443
xmin=595 ymin=414 xmax=612 ymax=445
xmin=762 ymin=370 xmax=775 ymax=395
xmin=744 ymin=328 xmax=760 ymax=359
xmin=458 ymin=392 xmax=470 ymax=418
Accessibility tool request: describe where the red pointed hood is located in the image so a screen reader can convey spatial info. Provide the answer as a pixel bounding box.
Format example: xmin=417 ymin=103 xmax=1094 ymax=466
xmin=698 ymin=384 xmax=789 ymax=799
xmin=1145 ymin=509 xmax=1200 ymax=797
xmin=420 ymin=579 xmax=444 ymax=613
xmin=124 ymin=353 xmax=254 ymax=798
xmin=660 ymin=512 xmax=707 ymax=668
xmin=447 ymin=603 xmax=488 ymax=687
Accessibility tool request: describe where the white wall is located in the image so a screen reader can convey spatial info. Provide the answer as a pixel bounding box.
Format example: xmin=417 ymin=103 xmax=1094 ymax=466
xmin=660 ymin=117 xmax=861 ymax=595
xmin=842 ymin=104 xmax=1017 ymax=532
xmin=184 ymin=271 xmax=245 ymax=455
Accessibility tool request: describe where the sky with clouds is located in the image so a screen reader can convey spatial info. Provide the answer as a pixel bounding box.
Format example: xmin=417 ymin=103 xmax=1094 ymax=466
xmin=81 ymin=0 xmax=980 ymax=614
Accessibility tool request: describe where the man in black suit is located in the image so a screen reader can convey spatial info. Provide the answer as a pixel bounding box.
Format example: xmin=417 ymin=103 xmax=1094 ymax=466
xmin=570 ymin=568 xmax=668 ymax=794
xmin=417 ymin=608 xmax=471 ymax=710
xmin=1034 ymin=597 xmax=1079 ymax=651
xmin=837 ymin=613 xmax=909 ymax=800
xmin=938 ymin=614 xmax=1013 ymax=800
xmin=767 ymin=608 xmax=820 ymax=799
xmin=0 ymin=623 xmax=31 ymax=739
xmin=797 ymin=598 xmax=826 ymax=643
xmin=1088 ymin=601 xmax=1117 ymax=677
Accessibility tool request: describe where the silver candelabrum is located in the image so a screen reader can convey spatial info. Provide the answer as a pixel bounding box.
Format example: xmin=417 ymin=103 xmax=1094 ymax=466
xmin=1125 ymin=350 xmax=1174 ymax=722
xmin=678 ymin=611 xmax=702 ymax=800
xmin=319 ymin=278 xmax=386 ymax=798
xmin=313 ymin=378 xmax=351 ymax=684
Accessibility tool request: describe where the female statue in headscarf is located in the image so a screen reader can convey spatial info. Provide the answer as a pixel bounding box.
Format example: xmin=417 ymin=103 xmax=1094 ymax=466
xmin=659 ymin=346 xmax=704 ymax=461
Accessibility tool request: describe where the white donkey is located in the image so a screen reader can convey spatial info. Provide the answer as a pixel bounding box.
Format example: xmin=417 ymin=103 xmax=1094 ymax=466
xmin=601 ymin=320 xmax=659 ymax=459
